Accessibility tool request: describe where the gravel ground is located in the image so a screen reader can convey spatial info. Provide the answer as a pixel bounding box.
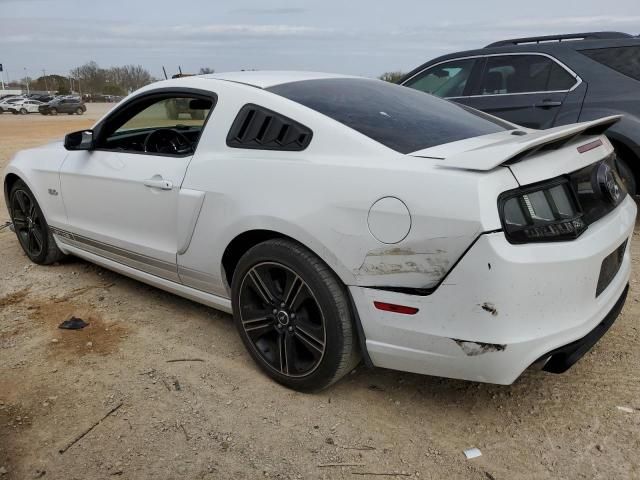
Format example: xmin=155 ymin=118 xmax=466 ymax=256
xmin=1 ymin=105 xmax=639 ymax=479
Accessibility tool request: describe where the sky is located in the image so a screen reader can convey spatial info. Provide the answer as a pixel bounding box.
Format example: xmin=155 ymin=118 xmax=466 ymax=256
xmin=1 ymin=0 xmax=639 ymax=82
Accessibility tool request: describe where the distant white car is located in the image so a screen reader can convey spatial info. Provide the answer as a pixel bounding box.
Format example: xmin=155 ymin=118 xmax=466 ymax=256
xmin=0 ymin=96 xmax=25 ymax=113
xmin=8 ymin=99 xmax=44 ymax=114
xmin=2 ymin=72 xmax=635 ymax=391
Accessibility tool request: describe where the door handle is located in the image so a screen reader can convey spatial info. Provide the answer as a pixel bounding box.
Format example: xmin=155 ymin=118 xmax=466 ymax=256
xmin=143 ymin=178 xmax=173 ymax=190
xmin=534 ymin=100 xmax=562 ymax=108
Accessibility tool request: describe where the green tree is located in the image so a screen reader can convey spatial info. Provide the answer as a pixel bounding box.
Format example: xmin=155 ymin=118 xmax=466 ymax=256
xmin=379 ymin=71 xmax=405 ymax=83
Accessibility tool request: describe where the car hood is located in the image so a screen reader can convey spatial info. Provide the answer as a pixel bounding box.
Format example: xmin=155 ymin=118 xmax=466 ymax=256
xmin=409 ymin=115 xmax=621 ymax=174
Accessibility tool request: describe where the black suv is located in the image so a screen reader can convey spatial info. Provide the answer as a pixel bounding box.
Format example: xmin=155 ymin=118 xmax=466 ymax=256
xmin=39 ymin=97 xmax=86 ymax=116
xmin=400 ymin=32 xmax=640 ymax=193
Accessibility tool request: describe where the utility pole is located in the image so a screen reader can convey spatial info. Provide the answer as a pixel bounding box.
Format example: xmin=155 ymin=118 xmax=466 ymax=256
xmin=24 ymin=67 xmax=30 ymax=95
xmin=0 ymin=63 xmax=4 ymax=90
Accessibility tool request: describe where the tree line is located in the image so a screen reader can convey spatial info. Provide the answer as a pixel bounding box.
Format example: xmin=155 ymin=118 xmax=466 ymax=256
xmin=8 ymin=63 xmax=404 ymax=96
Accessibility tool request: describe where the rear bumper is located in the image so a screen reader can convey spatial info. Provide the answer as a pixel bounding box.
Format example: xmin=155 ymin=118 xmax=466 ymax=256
xmin=350 ymin=196 xmax=636 ymax=384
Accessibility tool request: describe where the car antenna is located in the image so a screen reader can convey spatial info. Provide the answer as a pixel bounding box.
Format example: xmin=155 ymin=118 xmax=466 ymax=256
xmin=162 ymin=66 xmax=168 ymax=80
xmin=178 ymin=66 xmax=183 ymax=75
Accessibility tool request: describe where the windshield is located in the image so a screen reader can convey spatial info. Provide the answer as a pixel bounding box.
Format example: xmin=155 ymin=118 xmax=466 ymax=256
xmin=267 ymin=78 xmax=511 ymax=154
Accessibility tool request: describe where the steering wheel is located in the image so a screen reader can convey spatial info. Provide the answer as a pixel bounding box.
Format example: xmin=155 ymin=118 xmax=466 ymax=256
xmin=143 ymin=128 xmax=193 ymax=155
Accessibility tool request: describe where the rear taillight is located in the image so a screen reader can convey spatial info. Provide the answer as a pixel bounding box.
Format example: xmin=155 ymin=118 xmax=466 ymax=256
xmin=499 ymin=178 xmax=587 ymax=243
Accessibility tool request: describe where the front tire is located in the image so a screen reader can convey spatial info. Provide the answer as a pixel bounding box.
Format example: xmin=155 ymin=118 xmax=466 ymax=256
xmin=231 ymin=239 xmax=360 ymax=392
xmin=19 ymin=108 xmax=27 ymax=115
xmin=49 ymin=108 xmax=58 ymax=116
xmin=76 ymin=107 xmax=84 ymax=115
xmin=9 ymin=180 xmax=65 ymax=265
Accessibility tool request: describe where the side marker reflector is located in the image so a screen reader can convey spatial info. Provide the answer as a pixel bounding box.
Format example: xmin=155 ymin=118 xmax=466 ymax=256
xmin=374 ymin=301 xmax=419 ymax=315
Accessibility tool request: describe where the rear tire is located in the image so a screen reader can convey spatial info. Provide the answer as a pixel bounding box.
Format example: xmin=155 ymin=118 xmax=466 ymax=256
xmin=19 ymin=108 xmax=27 ymax=115
xmin=49 ymin=108 xmax=58 ymax=116
xmin=231 ymin=239 xmax=360 ymax=392
xmin=9 ymin=180 xmax=66 ymax=265
xmin=76 ymin=107 xmax=84 ymax=115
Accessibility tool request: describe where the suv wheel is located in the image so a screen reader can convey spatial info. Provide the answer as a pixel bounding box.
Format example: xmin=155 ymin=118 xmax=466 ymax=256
xmin=9 ymin=180 xmax=66 ymax=265
xmin=76 ymin=107 xmax=84 ymax=115
xmin=19 ymin=108 xmax=27 ymax=115
xmin=615 ymin=157 xmax=637 ymax=196
xmin=231 ymin=239 xmax=360 ymax=392
xmin=49 ymin=108 xmax=58 ymax=115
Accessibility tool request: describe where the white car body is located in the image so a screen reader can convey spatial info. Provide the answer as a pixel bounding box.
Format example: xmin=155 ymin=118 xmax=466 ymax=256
xmin=3 ymin=71 xmax=635 ymax=387
xmin=8 ymin=99 xmax=44 ymax=114
xmin=0 ymin=96 xmax=25 ymax=113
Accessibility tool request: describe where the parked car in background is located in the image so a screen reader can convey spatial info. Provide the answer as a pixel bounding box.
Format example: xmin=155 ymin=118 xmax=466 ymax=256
xmin=0 ymin=96 xmax=25 ymax=113
xmin=3 ymin=72 xmax=634 ymax=391
xmin=400 ymin=31 xmax=640 ymax=194
xmin=29 ymin=94 xmax=54 ymax=103
xmin=38 ymin=97 xmax=86 ymax=115
xmin=8 ymin=99 xmax=45 ymax=115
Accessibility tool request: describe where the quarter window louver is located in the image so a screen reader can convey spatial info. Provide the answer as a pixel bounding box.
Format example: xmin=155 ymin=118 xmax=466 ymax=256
xmin=226 ymin=104 xmax=313 ymax=151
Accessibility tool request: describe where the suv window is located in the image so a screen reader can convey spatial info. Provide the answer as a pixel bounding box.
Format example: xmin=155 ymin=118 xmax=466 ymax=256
xmin=581 ymin=46 xmax=640 ymax=82
xmin=268 ymin=78 xmax=510 ymax=154
xmin=404 ymin=58 xmax=476 ymax=98
xmin=480 ymin=55 xmax=576 ymax=95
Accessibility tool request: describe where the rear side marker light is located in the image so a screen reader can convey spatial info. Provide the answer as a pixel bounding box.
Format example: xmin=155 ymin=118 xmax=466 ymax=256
xmin=374 ymin=301 xmax=419 ymax=315
xmin=577 ymin=139 xmax=603 ymax=154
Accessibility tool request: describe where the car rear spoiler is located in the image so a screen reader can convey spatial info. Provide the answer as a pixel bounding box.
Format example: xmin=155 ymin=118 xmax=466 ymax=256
xmin=432 ymin=115 xmax=622 ymax=172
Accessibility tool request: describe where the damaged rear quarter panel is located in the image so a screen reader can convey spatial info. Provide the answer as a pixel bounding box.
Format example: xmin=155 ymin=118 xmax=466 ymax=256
xmin=353 ymin=232 xmax=478 ymax=289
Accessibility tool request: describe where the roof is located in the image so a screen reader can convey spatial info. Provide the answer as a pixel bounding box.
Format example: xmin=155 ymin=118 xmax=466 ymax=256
xmin=197 ymin=70 xmax=359 ymax=89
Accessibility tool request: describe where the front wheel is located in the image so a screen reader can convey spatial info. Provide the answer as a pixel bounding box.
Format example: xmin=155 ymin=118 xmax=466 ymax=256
xmin=231 ymin=239 xmax=360 ymax=392
xmin=19 ymin=108 xmax=27 ymax=115
xmin=9 ymin=180 xmax=66 ymax=265
xmin=49 ymin=108 xmax=58 ymax=116
xmin=76 ymin=107 xmax=84 ymax=115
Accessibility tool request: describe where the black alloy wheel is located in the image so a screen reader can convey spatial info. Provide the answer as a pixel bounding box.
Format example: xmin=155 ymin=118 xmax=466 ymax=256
xmin=231 ymin=239 xmax=360 ymax=391
xmin=9 ymin=180 xmax=65 ymax=264
xmin=238 ymin=261 xmax=327 ymax=377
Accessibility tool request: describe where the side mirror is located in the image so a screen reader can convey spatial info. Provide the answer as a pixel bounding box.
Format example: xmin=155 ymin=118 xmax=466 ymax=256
xmin=64 ymin=130 xmax=94 ymax=151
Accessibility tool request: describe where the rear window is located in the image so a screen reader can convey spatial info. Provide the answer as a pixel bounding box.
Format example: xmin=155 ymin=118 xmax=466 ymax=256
xmin=267 ymin=78 xmax=510 ymax=154
xmin=581 ymin=46 xmax=640 ymax=81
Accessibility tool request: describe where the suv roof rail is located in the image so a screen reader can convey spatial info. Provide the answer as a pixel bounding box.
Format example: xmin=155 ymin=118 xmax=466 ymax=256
xmin=485 ymin=31 xmax=633 ymax=48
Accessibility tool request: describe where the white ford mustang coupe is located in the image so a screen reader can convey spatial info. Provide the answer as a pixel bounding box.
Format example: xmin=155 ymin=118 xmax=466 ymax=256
xmin=3 ymin=71 xmax=635 ymax=391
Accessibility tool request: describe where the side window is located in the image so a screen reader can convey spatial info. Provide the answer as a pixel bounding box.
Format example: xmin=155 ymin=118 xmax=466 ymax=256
xmin=98 ymin=95 xmax=214 ymax=155
xmin=226 ymin=104 xmax=312 ymax=151
xmin=581 ymin=46 xmax=640 ymax=82
xmin=404 ymin=58 xmax=476 ymax=98
xmin=116 ymin=97 xmax=211 ymax=133
xmin=480 ymin=55 xmax=576 ymax=95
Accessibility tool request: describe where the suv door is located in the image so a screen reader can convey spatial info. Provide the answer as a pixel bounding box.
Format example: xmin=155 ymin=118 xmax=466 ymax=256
xmin=59 ymin=91 xmax=214 ymax=281
xmin=460 ymin=54 xmax=583 ymax=129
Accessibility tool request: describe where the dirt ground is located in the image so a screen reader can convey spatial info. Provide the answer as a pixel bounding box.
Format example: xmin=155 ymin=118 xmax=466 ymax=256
xmin=1 ymin=105 xmax=639 ymax=480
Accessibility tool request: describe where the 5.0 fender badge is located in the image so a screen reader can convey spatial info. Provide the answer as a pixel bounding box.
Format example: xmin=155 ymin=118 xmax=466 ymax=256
xmin=48 ymin=188 xmax=58 ymax=196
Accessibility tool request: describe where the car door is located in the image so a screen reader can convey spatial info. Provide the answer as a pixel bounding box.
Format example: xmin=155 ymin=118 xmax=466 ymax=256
xmin=59 ymin=90 xmax=214 ymax=282
xmin=26 ymin=101 xmax=39 ymax=113
xmin=459 ymin=54 xmax=582 ymax=129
